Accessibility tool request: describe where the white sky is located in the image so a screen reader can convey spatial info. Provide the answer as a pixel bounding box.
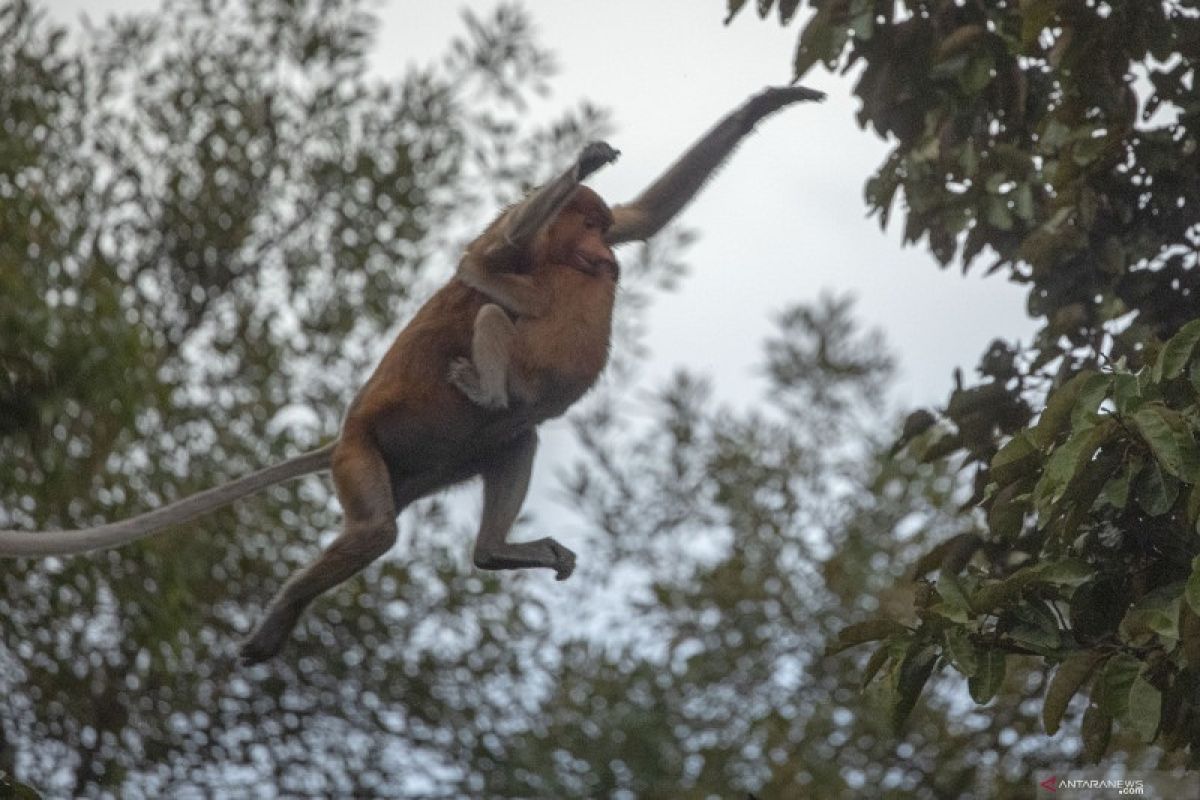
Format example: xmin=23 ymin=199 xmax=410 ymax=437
xmin=44 ymin=0 xmax=1036 ymax=530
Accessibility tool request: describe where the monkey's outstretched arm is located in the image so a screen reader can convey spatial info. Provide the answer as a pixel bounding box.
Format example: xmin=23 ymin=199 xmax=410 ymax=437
xmin=457 ymin=141 xmax=620 ymax=317
xmin=0 ymin=444 xmax=334 ymax=557
xmin=607 ymin=85 xmax=825 ymax=245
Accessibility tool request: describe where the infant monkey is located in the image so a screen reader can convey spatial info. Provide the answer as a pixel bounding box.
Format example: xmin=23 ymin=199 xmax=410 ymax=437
xmin=449 ymin=142 xmax=622 ymax=408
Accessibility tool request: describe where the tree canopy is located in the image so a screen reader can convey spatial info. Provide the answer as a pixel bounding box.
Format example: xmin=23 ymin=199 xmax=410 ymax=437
xmin=730 ymin=0 xmax=1200 ymax=768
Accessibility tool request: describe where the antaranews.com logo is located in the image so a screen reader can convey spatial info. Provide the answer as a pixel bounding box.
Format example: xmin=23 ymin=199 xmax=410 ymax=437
xmin=1035 ymin=770 xmax=1196 ymax=798
xmin=1038 ymin=775 xmax=1145 ymax=794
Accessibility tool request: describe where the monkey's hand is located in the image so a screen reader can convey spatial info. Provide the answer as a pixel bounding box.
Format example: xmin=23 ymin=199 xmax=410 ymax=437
xmin=741 ymin=85 xmax=826 ymax=127
xmin=576 ymin=141 xmax=621 ymax=180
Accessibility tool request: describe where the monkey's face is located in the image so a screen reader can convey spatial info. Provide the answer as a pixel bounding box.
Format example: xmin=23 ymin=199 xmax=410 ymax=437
xmin=546 ymin=187 xmax=619 ymax=281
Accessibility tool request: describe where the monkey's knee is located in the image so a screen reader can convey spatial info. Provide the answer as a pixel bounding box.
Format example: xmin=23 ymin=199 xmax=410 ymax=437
xmin=333 ymin=516 xmax=398 ymax=565
xmin=475 ymin=303 xmax=516 ymax=343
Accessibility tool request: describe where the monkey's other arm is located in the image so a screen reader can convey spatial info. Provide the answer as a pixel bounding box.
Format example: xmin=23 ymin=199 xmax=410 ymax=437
xmin=456 ymin=141 xmax=620 ymax=319
xmin=606 ymin=85 xmax=825 ymax=244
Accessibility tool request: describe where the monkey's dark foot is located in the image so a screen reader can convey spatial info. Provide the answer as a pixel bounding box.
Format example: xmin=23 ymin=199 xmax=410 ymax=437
xmin=239 ymin=619 xmax=289 ymax=665
xmin=448 ymin=358 xmax=508 ymax=409
xmin=577 ymin=141 xmax=621 ymax=180
xmin=539 ymin=537 xmax=576 ymax=581
xmin=239 ymin=636 xmax=276 ymax=666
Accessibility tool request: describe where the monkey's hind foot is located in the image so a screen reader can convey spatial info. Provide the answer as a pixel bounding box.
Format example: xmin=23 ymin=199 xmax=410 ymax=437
xmin=540 ymin=537 xmax=576 ymax=581
xmin=239 ymin=614 xmax=293 ymax=665
xmin=448 ymin=358 xmax=508 ymax=409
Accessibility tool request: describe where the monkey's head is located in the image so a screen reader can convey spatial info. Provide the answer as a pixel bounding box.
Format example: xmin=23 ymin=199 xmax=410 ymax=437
xmin=541 ymin=186 xmax=618 ymax=281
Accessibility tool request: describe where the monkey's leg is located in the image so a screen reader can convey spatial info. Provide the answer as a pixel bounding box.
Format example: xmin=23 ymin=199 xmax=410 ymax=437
xmin=448 ymin=303 xmax=517 ymax=410
xmin=240 ymin=438 xmax=397 ymax=664
xmin=472 ymin=431 xmax=576 ymax=581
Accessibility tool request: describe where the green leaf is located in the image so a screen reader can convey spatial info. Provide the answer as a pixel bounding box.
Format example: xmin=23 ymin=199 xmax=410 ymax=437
xmin=991 ymin=432 xmax=1040 ymax=485
xmin=943 ymin=627 xmax=982 ymax=677
xmin=1032 ymin=558 xmax=1094 ymax=587
xmin=1152 ymin=318 xmax=1200 ymax=382
xmin=1071 ymin=577 xmax=1129 ymax=640
xmin=1095 ymin=653 xmax=1140 ymax=718
xmin=1134 ymin=459 xmax=1179 ymax=517
xmin=1098 ymin=458 xmax=1138 ymax=509
xmin=1131 ymin=405 xmax=1188 ymax=479
xmin=1008 ymin=601 xmax=1063 ymax=654
xmin=777 ymin=0 xmax=802 ymax=25
xmin=1120 ymin=583 xmax=1182 ymax=642
xmin=828 ymin=619 xmax=909 ymax=655
xmin=1032 ymin=370 xmax=1097 ymax=448
xmin=1033 ymin=418 xmax=1116 ymax=520
xmin=892 ymin=645 xmax=937 ymax=731
xmin=1127 ymin=673 xmax=1162 ymax=743
xmin=1070 ymin=373 xmax=1113 ymax=429
xmin=865 ymin=641 xmax=935 ymax=732
xmin=936 ymin=573 xmax=974 ymax=622
xmin=972 ymin=559 xmax=1092 ymax=612
xmin=849 ymin=10 xmax=874 ymax=42
xmin=1108 ymin=371 xmax=1137 ymax=417
xmin=1043 ymin=651 xmax=1102 ymax=735
xmin=1188 ymin=482 xmax=1200 ymax=533
xmin=724 ymin=0 xmax=750 ymax=24
xmin=1013 ymin=183 xmax=1035 ymax=222
xmin=793 ymin=9 xmax=845 ymax=79
xmin=1185 ymin=555 xmax=1200 ymax=616
xmin=987 ymin=483 xmax=1031 ymax=539
xmin=1020 ymin=0 xmax=1057 ymax=51
xmin=861 ymin=642 xmax=892 ymax=688
xmin=968 ymin=648 xmax=1006 ymax=703
xmin=985 ymin=195 xmax=1014 ymax=231
xmin=1181 ymin=602 xmax=1200 ymax=670
xmin=1081 ymin=703 xmax=1113 ymax=763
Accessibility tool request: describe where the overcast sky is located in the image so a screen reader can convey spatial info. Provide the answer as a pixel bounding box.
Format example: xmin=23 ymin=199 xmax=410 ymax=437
xmin=45 ymin=0 xmax=1037 ymax=529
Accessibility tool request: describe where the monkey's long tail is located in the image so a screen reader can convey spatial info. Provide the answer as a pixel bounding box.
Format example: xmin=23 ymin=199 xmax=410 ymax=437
xmin=0 ymin=444 xmax=336 ymax=558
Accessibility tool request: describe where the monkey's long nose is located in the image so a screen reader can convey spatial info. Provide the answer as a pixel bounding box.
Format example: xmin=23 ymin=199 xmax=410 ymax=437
xmin=588 ymin=253 xmax=618 ymax=277
xmin=577 ymin=242 xmax=618 ymax=278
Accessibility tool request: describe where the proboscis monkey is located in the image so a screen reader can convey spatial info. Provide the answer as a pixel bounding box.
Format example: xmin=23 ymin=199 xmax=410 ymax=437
xmin=0 ymin=86 xmax=825 ymax=663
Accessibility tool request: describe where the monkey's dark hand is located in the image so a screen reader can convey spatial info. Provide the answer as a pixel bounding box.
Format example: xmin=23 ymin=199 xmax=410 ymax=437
xmin=577 ymin=141 xmax=621 ymax=180
xmin=740 ymin=85 xmax=826 ymax=128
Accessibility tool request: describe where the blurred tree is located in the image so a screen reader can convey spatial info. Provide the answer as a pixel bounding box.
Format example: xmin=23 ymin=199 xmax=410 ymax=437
xmin=0 ymin=0 xmax=613 ymax=794
xmin=731 ymin=0 xmax=1200 ymax=770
